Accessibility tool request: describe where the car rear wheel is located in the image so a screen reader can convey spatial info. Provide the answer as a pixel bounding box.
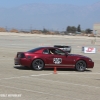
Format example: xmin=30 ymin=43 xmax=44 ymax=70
xmin=32 ymin=59 xmax=44 ymax=70
xmin=75 ymin=60 xmax=86 ymax=72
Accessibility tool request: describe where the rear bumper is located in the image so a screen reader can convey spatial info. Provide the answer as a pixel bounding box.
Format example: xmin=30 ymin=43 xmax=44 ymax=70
xmin=14 ymin=58 xmax=31 ymax=67
xmin=14 ymin=58 xmax=20 ymax=65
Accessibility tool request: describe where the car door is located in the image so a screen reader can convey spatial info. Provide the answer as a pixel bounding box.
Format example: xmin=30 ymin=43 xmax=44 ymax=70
xmin=47 ymin=48 xmax=73 ymax=68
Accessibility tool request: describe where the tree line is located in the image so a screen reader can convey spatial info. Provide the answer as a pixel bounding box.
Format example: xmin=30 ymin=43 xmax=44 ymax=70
xmin=65 ymin=25 xmax=93 ymax=34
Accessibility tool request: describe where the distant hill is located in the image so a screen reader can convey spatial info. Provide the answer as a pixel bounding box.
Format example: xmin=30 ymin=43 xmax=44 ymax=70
xmin=0 ymin=3 xmax=100 ymax=30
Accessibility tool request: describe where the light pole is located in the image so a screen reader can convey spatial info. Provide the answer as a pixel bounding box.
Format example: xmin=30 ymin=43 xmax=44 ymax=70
xmin=95 ymin=30 xmax=97 ymax=42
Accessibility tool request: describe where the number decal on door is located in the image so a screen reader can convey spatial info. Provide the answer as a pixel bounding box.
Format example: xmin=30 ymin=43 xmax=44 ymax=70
xmin=53 ymin=58 xmax=62 ymax=64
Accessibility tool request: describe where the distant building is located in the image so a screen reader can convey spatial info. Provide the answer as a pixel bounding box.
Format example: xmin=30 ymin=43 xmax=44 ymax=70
xmin=93 ymin=23 xmax=100 ymax=36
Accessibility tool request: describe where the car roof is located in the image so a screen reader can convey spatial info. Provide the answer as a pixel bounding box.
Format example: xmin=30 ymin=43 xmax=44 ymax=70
xmin=27 ymin=46 xmax=58 ymax=53
xmin=41 ymin=46 xmax=55 ymax=48
xmin=39 ymin=46 xmax=58 ymax=49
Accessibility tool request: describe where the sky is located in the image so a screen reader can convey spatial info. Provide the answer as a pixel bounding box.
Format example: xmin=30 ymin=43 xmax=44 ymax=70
xmin=0 ymin=0 xmax=100 ymax=31
xmin=0 ymin=0 xmax=100 ymax=8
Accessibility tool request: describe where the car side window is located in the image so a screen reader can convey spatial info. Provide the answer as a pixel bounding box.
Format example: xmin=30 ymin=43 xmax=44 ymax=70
xmin=43 ymin=49 xmax=49 ymax=54
xmin=55 ymin=49 xmax=65 ymax=55
xmin=49 ymin=49 xmax=54 ymax=54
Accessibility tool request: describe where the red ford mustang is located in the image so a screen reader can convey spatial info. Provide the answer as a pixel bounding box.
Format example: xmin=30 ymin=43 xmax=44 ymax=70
xmin=14 ymin=47 xmax=94 ymax=71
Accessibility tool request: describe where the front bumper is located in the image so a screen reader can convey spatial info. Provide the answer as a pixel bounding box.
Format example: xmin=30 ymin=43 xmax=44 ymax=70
xmin=88 ymin=61 xmax=94 ymax=68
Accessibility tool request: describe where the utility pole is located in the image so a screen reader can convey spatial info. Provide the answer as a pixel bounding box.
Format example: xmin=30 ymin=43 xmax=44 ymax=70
xmin=95 ymin=30 xmax=97 ymax=43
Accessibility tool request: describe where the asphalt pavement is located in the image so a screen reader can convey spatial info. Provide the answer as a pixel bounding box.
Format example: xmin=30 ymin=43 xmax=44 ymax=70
xmin=0 ymin=33 xmax=100 ymax=100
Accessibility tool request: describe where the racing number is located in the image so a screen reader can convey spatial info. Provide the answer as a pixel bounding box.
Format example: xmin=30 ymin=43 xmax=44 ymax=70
xmin=53 ymin=58 xmax=62 ymax=64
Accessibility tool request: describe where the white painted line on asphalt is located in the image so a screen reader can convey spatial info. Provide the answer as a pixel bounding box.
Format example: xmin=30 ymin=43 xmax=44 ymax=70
xmin=0 ymin=76 xmax=29 ymax=80
xmin=31 ymin=73 xmax=52 ymax=76
xmin=58 ymin=72 xmax=100 ymax=75
xmin=29 ymin=77 xmax=100 ymax=89
xmin=57 ymin=72 xmax=100 ymax=79
xmin=0 ymin=84 xmax=80 ymax=100
xmin=0 ymin=73 xmax=53 ymax=80
xmin=0 ymin=73 xmax=100 ymax=89
xmin=58 ymin=73 xmax=97 ymax=79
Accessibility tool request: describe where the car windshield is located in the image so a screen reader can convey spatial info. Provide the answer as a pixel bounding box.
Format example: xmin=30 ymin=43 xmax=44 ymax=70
xmin=27 ymin=47 xmax=43 ymax=53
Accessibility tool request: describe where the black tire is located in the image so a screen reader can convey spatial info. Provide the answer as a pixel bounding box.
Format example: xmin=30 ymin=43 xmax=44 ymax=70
xmin=75 ymin=60 xmax=86 ymax=72
xmin=32 ymin=59 xmax=44 ymax=70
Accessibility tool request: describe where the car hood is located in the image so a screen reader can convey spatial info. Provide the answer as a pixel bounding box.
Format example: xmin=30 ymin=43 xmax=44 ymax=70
xmin=68 ymin=54 xmax=89 ymax=58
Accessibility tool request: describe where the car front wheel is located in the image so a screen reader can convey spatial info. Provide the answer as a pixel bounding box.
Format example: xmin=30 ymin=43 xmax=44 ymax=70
xmin=32 ymin=59 xmax=44 ymax=70
xmin=75 ymin=60 xmax=86 ymax=72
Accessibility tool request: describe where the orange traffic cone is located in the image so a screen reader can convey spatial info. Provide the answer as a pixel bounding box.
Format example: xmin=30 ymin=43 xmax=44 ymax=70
xmin=53 ymin=67 xmax=57 ymax=74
